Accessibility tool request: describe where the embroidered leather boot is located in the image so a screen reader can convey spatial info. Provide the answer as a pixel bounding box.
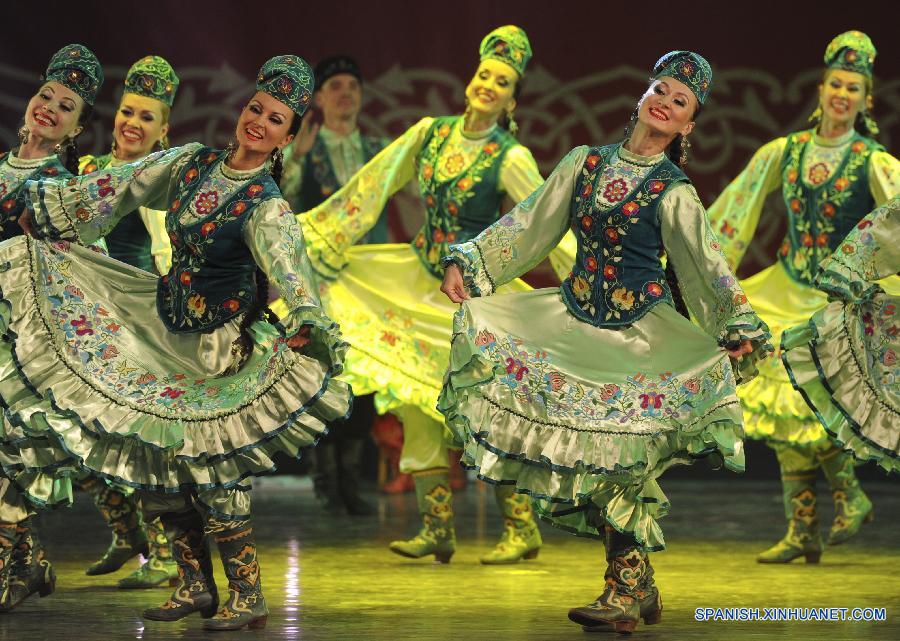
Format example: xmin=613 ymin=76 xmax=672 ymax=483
xmin=119 ymin=517 xmax=178 ymax=589
xmin=203 ymin=519 xmax=268 ymax=631
xmin=82 ymin=478 xmax=148 ymax=575
xmin=389 ymin=469 xmax=456 ymax=563
xmin=568 ymin=528 xmax=651 ymax=634
xmin=582 ymin=526 xmax=662 ymax=632
xmin=757 ymin=469 xmax=822 ymax=563
xmin=143 ymin=511 xmax=218 ymax=621
xmin=0 ymin=523 xmax=17 ymax=611
xmin=818 ymin=448 xmax=874 ymax=545
xmin=480 ymin=485 xmax=542 ymax=564
xmin=5 ymin=519 xmax=55 ymax=609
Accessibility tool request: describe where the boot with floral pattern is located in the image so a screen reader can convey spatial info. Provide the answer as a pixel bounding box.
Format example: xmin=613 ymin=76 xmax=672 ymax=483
xmin=5 ymin=519 xmax=56 ymax=610
xmin=119 ymin=518 xmax=178 ymax=589
xmin=82 ymin=478 xmax=148 ymax=576
xmin=389 ymin=469 xmax=456 ymax=563
xmin=568 ymin=527 xmax=654 ymax=633
xmin=480 ymin=485 xmax=542 ymax=565
xmin=143 ymin=511 xmax=218 ymax=621
xmin=203 ymin=519 xmax=268 ymax=631
xmin=819 ymin=449 xmax=874 ymax=545
xmin=757 ymin=470 xmax=822 ymax=563
xmin=0 ymin=523 xmax=17 ymax=611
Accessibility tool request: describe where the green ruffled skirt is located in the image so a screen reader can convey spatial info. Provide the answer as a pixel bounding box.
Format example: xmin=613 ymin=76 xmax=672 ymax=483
xmin=438 ymin=288 xmax=748 ymax=550
xmin=318 ymin=243 xmax=528 ymax=422
xmin=0 ymin=236 xmax=351 ymax=520
xmin=781 ymin=293 xmax=899 ymax=474
xmin=737 ymin=263 xmax=830 ymax=446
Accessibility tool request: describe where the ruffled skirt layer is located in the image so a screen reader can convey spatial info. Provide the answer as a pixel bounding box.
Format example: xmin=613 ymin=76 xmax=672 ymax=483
xmin=319 ymin=243 xmax=528 ymax=422
xmin=0 ymin=236 xmax=351 ymax=519
xmin=438 ymin=288 xmax=746 ymax=550
xmin=781 ymin=293 xmax=899 ymax=474
xmin=737 ymin=263 xmax=830 ymax=446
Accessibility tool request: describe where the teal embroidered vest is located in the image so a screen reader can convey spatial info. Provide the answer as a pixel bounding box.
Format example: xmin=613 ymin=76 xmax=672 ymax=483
xmin=414 ymin=116 xmax=517 ymax=276
xmin=561 ymin=145 xmax=689 ymax=326
xmin=158 ymin=147 xmax=281 ymax=333
xmin=778 ymin=130 xmax=881 ymax=285
xmin=0 ymin=152 xmax=69 ymax=240
xmin=298 ymin=131 xmax=387 ymax=243
xmin=82 ymin=153 xmax=155 ymax=271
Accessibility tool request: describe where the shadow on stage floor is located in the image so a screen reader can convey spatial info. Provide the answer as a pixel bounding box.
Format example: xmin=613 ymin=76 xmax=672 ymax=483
xmin=3 ymin=475 xmax=897 ymax=641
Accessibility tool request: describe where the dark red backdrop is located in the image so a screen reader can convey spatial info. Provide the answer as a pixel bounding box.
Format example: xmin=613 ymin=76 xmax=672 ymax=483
xmin=1 ymin=0 xmax=897 ymax=276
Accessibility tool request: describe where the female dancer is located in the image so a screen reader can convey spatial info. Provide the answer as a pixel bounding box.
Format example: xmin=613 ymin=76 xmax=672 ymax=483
xmin=1 ymin=44 xmax=100 ymax=241
xmin=439 ymin=51 xmax=771 ymax=633
xmin=0 ymin=43 xmax=102 ymax=612
xmin=0 ymin=55 xmax=351 ymax=630
xmin=782 ymin=196 xmax=899 ymax=474
xmin=75 ymin=54 xmax=179 ymax=590
xmin=707 ymin=31 xmax=898 ymax=563
xmin=301 ymin=26 xmax=564 ymax=564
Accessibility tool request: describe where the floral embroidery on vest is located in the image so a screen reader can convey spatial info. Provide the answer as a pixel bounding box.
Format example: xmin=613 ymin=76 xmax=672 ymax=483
xmin=158 ymin=148 xmax=280 ymax=333
xmin=413 ymin=117 xmax=514 ymax=275
xmin=561 ymin=145 xmax=688 ymax=326
xmin=779 ymin=130 xmax=880 ymax=285
xmin=0 ymin=152 xmax=68 ymax=239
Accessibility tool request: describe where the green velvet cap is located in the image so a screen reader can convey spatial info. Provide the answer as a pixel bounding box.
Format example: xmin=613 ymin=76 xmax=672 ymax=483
xmin=824 ymin=30 xmax=876 ymax=78
xmin=124 ymin=55 xmax=179 ymax=107
xmin=653 ymin=51 xmax=712 ymax=105
xmin=44 ymin=44 xmax=103 ymax=106
xmin=256 ymin=55 xmax=314 ymax=116
xmin=479 ymin=25 xmax=532 ymax=78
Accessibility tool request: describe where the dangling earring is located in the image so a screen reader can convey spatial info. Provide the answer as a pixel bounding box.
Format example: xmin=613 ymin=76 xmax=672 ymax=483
xmin=272 ymin=147 xmax=284 ymax=166
xmin=861 ymin=110 xmax=880 ymax=136
xmin=110 ymin=138 xmax=118 ymax=157
xmin=17 ymin=126 xmax=30 ymax=146
xmin=157 ymin=134 xmax=170 ymax=152
xmin=226 ymin=139 xmax=237 ymax=157
xmin=505 ymin=105 xmax=518 ymax=136
xmin=679 ymin=135 xmax=691 ymax=166
xmin=807 ymin=105 xmax=823 ymax=124
xmin=463 ymin=98 xmax=472 ymax=127
xmin=53 ymin=136 xmax=70 ymax=155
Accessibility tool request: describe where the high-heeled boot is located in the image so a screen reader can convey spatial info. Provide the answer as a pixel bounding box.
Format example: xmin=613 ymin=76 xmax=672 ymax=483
xmin=143 ymin=511 xmax=218 ymax=621
xmin=388 ymin=469 xmax=456 ymax=563
xmin=203 ymin=519 xmax=268 ymax=631
xmin=5 ymin=519 xmax=55 ymax=610
xmin=0 ymin=523 xmax=17 ymax=610
xmin=480 ymin=485 xmax=542 ymax=564
xmin=818 ymin=448 xmax=874 ymax=545
xmin=82 ymin=478 xmax=148 ymax=576
xmin=119 ymin=517 xmax=179 ymax=589
xmin=757 ymin=469 xmax=822 ymax=563
xmin=568 ymin=527 xmax=658 ymax=634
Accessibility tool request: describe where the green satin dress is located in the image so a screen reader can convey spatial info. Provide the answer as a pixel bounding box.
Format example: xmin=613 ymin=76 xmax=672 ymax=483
xmin=781 ymin=196 xmax=900 ymax=474
xmin=439 ymin=145 xmax=773 ymax=550
xmin=0 ymin=143 xmax=351 ymax=521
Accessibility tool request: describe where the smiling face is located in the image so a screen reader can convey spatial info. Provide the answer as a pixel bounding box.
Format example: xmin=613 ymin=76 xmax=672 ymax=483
xmin=113 ymin=93 xmax=169 ymax=160
xmin=464 ymin=59 xmax=518 ymax=121
xmin=234 ymin=91 xmax=296 ymax=155
xmin=636 ymin=77 xmax=698 ymax=139
xmin=819 ymin=69 xmax=870 ymax=128
xmin=314 ymin=73 xmax=361 ymax=120
xmin=24 ymin=81 xmax=86 ymax=143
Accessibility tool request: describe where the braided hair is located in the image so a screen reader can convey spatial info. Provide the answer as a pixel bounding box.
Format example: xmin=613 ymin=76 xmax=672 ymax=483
xmin=232 ymin=111 xmax=304 ymax=367
xmin=62 ymin=104 xmax=93 ymax=175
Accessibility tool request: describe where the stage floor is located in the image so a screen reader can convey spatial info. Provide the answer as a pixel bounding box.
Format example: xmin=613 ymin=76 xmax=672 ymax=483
xmin=4 ymin=476 xmax=898 ymax=640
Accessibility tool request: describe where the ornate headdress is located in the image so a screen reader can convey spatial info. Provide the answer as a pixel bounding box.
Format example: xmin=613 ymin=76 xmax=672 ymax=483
xmin=479 ymin=26 xmax=532 ymax=78
xmin=257 ymin=55 xmax=315 ymax=116
xmin=652 ymin=51 xmax=713 ymax=105
xmin=45 ymin=44 xmax=104 ymax=106
xmin=124 ymin=55 xmax=179 ymax=107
